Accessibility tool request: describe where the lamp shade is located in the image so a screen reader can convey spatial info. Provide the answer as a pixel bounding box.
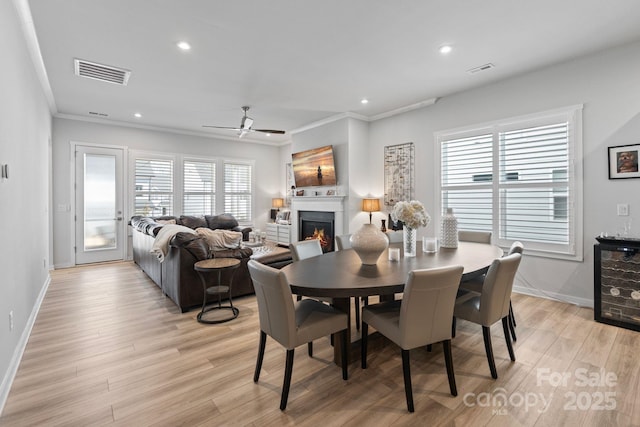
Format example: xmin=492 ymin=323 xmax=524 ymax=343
xmin=272 ymin=198 xmax=284 ymax=209
xmin=362 ymin=198 xmax=380 ymax=213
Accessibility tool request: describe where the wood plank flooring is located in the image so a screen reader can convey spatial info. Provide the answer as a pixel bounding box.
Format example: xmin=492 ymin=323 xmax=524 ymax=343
xmin=2 ymin=261 xmax=639 ymax=426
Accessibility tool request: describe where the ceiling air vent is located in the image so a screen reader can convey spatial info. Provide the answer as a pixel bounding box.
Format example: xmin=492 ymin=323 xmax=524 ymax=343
xmin=467 ymin=63 xmax=495 ymax=75
xmin=74 ymin=59 xmax=131 ymax=85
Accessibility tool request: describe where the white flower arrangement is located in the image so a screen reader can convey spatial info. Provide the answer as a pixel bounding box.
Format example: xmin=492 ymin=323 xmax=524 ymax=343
xmin=390 ymin=200 xmax=430 ymax=229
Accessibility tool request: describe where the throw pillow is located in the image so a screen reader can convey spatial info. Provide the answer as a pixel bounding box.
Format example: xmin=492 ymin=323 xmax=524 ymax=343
xmin=179 ymin=215 xmax=207 ymax=229
xmin=195 ymin=228 xmax=243 ymax=251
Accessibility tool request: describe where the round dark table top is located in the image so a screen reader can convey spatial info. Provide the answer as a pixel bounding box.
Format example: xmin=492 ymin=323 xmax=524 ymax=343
xmin=282 ymin=241 xmax=503 ymax=298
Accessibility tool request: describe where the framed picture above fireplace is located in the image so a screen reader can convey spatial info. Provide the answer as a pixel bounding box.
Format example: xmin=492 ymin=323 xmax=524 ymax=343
xmin=292 ymin=145 xmax=337 ymax=187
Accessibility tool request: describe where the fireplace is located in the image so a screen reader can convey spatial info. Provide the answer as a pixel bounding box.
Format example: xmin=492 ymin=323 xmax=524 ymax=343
xmin=299 ymin=211 xmax=335 ymax=252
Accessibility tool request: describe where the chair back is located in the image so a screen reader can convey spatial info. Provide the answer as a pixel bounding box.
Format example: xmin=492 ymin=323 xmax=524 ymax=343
xmin=458 ymin=230 xmax=492 ymax=243
xmin=479 ymin=253 xmax=521 ymax=325
xmin=398 ymin=265 xmax=464 ymax=349
xmin=247 ymin=260 xmax=297 ymax=348
xmin=508 ymin=241 xmax=524 ymax=255
xmin=386 ymin=231 xmax=403 ymax=243
xmin=335 ymin=234 xmax=352 ymax=251
xmin=290 ymin=239 xmax=323 ymax=262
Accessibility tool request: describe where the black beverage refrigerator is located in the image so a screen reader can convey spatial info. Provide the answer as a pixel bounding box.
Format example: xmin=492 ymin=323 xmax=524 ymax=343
xmin=594 ymin=236 xmax=640 ymax=332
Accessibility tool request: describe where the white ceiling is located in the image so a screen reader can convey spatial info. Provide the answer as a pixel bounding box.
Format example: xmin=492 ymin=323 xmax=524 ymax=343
xmin=25 ymin=0 xmax=640 ymax=144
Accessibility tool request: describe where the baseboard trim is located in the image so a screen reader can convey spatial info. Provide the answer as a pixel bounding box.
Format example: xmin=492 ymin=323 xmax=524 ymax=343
xmin=0 ymin=274 xmax=51 ymax=416
xmin=512 ymin=285 xmax=593 ymax=309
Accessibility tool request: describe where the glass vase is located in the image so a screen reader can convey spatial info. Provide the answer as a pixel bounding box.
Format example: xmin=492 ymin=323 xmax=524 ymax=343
xmin=403 ymin=226 xmax=417 ymax=257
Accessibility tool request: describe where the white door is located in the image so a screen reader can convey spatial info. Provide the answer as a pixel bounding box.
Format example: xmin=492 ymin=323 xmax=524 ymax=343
xmin=75 ymin=145 xmax=125 ymax=264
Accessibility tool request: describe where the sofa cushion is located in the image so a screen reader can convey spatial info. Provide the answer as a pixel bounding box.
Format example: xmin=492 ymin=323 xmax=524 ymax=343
xmin=205 ymin=213 xmax=239 ymax=230
xmin=179 ymin=215 xmax=207 ymax=229
xmin=195 ymin=228 xmax=243 ymax=251
xmin=170 ymin=232 xmax=209 ymax=261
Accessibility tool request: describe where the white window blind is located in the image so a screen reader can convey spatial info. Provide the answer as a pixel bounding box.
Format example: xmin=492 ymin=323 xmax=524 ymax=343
xmin=224 ymin=161 xmax=252 ymax=222
xmin=183 ymin=160 xmax=216 ymax=216
xmin=438 ymin=106 xmax=582 ymax=259
xmin=134 ymin=158 xmax=173 ymax=216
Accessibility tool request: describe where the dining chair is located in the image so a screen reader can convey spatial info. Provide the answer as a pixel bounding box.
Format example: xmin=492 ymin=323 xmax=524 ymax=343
xmin=361 ymin=265 xmax=464 ymax=412
xmin=385 ymin=230 xmax=403 ymax=243
xmin=458 ymin=230 xmax=492 ymax=243
xmin=453 ymin=252 xmax=522 ymax=379
xmin=289 ymin=236 xmax=360 ymax=331
xmin=458 ymin=241 xmax=523 ymax=341
xmin=247 ymin=260 xmax=348 ymax=411
xmin=335 ymin=234 xmax=351 ymax=251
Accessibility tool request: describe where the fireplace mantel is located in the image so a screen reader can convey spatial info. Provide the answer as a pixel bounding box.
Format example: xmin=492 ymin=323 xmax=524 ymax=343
xmin=290 ymin=196 xmax=345 ymax=243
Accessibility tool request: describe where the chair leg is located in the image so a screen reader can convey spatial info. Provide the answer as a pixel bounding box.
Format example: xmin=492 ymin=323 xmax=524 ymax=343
xmin=280 ymin=349 xmax=295 ymax=411
xmin=341 ymin=329 xmax=348 ymax=380
xmin=426 ymin=344 xmax=432 ymax=352
xmin=401 ymin=349 xmax=414 ymax=413
xmin=510 ymin=300 xmax=516 ymax=327
xmin=482 ymin=326 xmax=498 ymax=379
xmin=354 ymin=297 xmax=360 ymax=331
xmin=442 ymin=339 xmax=457 ymax=396
xmin=361 ymin=322 xmax=369 ymax=369
xmin=502 ymin=317 xmax=516 ymax=362
xmin=254 ymin=331 xmax=267 ymax=382
xmin=452 ymin=316 xmax=456 ymax=338
xmin=508 ymin=308 xmax=517 ymax=342
xmin=308 ymin=341 xmax=313 ymax=357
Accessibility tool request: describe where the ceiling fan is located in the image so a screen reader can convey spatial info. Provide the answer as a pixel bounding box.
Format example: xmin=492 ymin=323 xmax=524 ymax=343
xmin=203 ymin=106 xmax=286 ymax=138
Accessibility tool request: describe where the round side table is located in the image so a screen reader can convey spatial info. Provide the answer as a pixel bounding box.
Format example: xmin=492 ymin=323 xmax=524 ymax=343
xmin=194 ymin=258 xmax=241 ymax=324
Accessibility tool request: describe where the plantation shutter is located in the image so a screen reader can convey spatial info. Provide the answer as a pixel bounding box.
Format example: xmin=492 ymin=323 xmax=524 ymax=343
xmin=183 ymin=160 xmax=216 ymax=216
xmin=134 ymin=158 xmax=173 ymax=216
xmin=224 ymin=161 xmax=252 ymax=222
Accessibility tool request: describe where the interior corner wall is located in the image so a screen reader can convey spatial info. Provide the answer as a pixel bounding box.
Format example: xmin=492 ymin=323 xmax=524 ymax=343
xmin=51 ymin=118 xmax=282 ymax=268
xmin=0 ymin=0 xmax=52 ymax=410
xmin=367 ymin=40 xmax=640 ymax=306
xmin=346 ymin=118 xmax=373 ymax=233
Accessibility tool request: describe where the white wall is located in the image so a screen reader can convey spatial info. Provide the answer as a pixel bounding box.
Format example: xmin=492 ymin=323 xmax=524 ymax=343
xmin=52 ymin=118 xmax=282 ymax=267
xmin=0 ymin=0 xmax=52 ymax=410
xmin=368 ymin=40 xmax=640 ymax=306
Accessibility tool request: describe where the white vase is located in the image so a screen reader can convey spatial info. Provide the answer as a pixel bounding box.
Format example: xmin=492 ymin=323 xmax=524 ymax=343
xmin=440 ymin=208 xmax=458 ymax=248
xmin=403 ymin=226 xmax=417 ymax=257
xmin=350 ymin=224 xmax=389 ymax=265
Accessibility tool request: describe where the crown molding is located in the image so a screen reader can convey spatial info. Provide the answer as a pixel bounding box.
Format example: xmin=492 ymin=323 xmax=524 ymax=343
xmin=54 ymin=113 xmax=292 ymax=147
xmin=368 ymin=98 xmax=439 ymax=121
xmin=13 ymin=0 xmax=57 ymax=114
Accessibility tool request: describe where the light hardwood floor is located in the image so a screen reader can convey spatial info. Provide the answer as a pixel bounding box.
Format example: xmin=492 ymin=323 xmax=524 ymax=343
xmin=1 ymin=261 xmax=639 ymax=426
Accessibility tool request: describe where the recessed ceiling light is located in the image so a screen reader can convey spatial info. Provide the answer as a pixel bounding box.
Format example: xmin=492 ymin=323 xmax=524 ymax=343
xmin=439 ymin=45 xmax=453 ymax=54
xmin=134 ymin=113 xmax=142 ymax=118
xmin=361 ymin=98 xmax=369 ymax=104
xmin=177 ymin=41 xmax=191 ymax=51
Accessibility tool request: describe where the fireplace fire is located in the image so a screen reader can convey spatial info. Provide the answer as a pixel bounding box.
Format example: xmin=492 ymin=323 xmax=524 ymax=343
xmin=299 ymin=211 xmax=335 ymax=253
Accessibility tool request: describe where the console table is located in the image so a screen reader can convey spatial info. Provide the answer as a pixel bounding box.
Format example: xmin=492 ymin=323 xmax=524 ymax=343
xmin=266 ymin=223 xmax=290 ymax=246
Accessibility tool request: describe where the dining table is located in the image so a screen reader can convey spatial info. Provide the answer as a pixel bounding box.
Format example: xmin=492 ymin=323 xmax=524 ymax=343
xmin=281 ymin=240 xmax=504 ymax=365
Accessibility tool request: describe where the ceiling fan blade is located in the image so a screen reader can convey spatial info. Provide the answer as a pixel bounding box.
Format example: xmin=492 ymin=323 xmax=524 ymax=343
xmin=202 ymin=125 xmax=242 ymax=131
xmin=253 ymin=129 xmax=286 ymax=134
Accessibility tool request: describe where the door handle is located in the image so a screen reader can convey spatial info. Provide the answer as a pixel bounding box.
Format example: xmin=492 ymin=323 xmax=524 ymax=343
xmin=115 ymin=217 xmax=123 ymax=221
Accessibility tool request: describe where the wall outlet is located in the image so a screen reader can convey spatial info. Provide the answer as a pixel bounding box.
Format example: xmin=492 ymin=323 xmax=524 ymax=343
xmin=9 ymin=311 xmax=14 ymax=331
xmin=617 ymin=204 xmax=629 ymax=216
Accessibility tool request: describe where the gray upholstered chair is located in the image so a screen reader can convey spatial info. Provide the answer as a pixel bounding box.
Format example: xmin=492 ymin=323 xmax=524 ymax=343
xmin=453 ymin=252 xmax=522 ymax=379
xmin=248 ymin=260 xmax=348 ymax=411
xmin=335 ymin=234 xmax=351 ymax=251
xmin=290 ymin=239 xmax=323 ymax=262
xmin=289 ymin=241 xmax=360 ymax=331
xmin=458 ymin=241 xmax=523 ymax=341
xmin=361 ymin=265 xmax=464 ymax=412
xmin=385 ymin=230 xmax=403 ymax=243
xmin=458 ymin=230 xmax=492 ymax=243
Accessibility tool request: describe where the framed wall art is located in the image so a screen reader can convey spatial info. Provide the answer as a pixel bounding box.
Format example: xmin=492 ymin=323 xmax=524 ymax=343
xmin=384 ymin=142 xmax=415 ymax=206
xmin=608 ymin=144 xmax=640 ymax=179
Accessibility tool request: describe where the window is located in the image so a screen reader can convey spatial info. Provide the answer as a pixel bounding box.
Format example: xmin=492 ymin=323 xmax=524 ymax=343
xmin=224 ymin=161 xmax=252 ymax=222
xmin=183 ymin=159 xmax=215 ymax=216
xmin=134 ymin=158 xmax=173 ymax=216
xmin=437 ymin=106 xmax=583 ymax=259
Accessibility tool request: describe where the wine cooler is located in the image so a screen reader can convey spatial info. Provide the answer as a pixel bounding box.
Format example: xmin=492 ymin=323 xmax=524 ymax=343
xmin=594 ymin=236 xmax=640 ymax=332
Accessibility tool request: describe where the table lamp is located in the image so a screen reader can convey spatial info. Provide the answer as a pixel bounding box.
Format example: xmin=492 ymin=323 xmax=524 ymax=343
xmin=350 ymin=197 xmax=388 ymax=265
xmin=362 ymin=198 xmax=380 ymax=224
xmin=272 ymin=198 xmax=284 ymax=211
